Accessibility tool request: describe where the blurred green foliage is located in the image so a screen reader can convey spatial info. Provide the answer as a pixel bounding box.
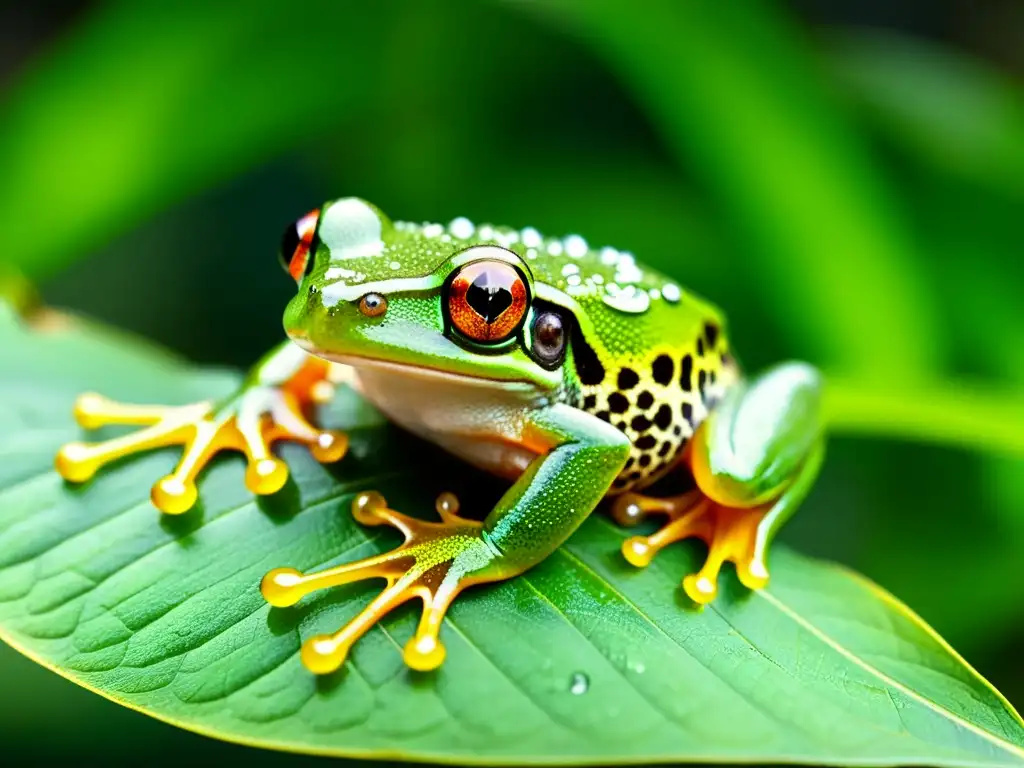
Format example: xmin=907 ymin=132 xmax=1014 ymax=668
xmin=0 ymin=0 xmax=1022 ymax=762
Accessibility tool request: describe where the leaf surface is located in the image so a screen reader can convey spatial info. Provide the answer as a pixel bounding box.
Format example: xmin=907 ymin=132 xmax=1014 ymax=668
xmin=0 ymin=308 xmax=1021 ymax=766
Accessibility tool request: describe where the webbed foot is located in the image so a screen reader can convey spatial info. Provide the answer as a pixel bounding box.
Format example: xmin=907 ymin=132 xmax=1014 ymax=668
xmin=261 ymin=492 xmax=505 ymax=674
xmin=613 ymin=364 xmax=825 ymax=605
xmin=612 ymin=490 xmax=770 ymax=604
xmin=55 ymin=364 xmax=346 ymax=514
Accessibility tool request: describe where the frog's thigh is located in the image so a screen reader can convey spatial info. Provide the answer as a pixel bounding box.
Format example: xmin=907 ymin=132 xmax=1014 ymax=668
xmin=616 ymin=364 xmax=826 ymax=603
xmin=691 ymin=361 xmax=824 ymax=509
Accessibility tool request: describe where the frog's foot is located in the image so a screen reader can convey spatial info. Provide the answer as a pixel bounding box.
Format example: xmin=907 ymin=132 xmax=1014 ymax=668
xmin=613 ymin=491 xmax=770 ymax=605
xmin=54 ymin=384 xmax=347 ymax=514
xmin=262 ymin=491 xmax=504 ymax=674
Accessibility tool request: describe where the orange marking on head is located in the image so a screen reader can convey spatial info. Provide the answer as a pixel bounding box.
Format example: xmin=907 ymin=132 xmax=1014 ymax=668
xmin=287 ymin=208 xmax=320 ymax=280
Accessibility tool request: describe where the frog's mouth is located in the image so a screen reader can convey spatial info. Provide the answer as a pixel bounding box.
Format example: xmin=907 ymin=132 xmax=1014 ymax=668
xmin=287 ymin=328 xmax=555 ymax=396
xmin=320 ymin=352 xmax=544 ymax=395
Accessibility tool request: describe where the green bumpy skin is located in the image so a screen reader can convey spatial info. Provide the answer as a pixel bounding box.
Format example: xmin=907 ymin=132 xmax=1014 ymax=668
xmin=55 ymin=197 xmax=826 ymax=674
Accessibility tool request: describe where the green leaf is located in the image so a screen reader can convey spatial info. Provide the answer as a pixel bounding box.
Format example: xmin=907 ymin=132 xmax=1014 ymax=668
xmin=0 ymin=312 xmax=1022 ymax=765
xmin=520 ymin=0 xmax=942 ymax=380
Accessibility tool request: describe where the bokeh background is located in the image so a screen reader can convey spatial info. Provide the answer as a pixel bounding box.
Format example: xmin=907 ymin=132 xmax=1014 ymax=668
xmin=1 ymin=0 xmax=1023 ymax=763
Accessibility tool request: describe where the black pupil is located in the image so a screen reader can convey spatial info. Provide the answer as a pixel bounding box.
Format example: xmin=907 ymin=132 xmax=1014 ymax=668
xmin=279 ymin=221 xmax=300 ymax=268
xmin=465 ymin=270 xmax=513 ymax=322
xmin=364 ymin=294 xmax=383 ymax=310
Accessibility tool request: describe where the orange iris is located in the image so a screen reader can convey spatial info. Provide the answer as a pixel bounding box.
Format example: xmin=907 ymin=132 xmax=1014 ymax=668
xmin=447 ymin=261 xmax=528 ymax=343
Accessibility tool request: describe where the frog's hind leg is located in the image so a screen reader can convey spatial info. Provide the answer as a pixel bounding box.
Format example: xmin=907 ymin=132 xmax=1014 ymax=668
xmin=613 ymin=487 xmax=706 ymax=566
xmin=613 ymin=362 xmax=825 ymax=604
xmin=614 ymin=484 xmax=772 ymax=602
xmin=614 ymin=456 xmax=821 ymax=603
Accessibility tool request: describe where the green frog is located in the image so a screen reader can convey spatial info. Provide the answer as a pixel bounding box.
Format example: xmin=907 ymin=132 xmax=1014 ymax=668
xmin=55 ymin=197 xmax=825 ymax=675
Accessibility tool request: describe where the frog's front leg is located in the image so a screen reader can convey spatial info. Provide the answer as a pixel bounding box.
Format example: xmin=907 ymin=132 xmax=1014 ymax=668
xmin=260 ymin=404 xmax=630 ymax=673
xmin=613 ymin=362 xmax=825 ymax=604
xmin=54 ymin=342 xmax=349 ymax=513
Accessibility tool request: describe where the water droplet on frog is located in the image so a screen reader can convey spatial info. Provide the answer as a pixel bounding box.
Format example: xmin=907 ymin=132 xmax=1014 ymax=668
xmin=569 ymin=672 xmax=589 ymax=695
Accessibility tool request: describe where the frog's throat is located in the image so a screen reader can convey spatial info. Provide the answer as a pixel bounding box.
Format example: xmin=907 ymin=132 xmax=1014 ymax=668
xmin=321 ymin=353 xmax=543 ymax=394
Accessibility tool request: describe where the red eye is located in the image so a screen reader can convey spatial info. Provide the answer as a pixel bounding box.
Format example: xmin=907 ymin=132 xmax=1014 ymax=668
xmin=448 ymin=261 xmax=528 ymax=343
xmin=278 ymin=208 xmax=320 ymax=281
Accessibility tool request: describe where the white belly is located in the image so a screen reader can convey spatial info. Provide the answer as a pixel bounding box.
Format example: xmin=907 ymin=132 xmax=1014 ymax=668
xmin=345 ymin=362 xmax=543 ymax=479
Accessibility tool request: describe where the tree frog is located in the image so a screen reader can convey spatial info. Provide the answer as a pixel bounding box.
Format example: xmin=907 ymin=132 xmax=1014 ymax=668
xmin=55 ymin=198 xmax=825 ymax=675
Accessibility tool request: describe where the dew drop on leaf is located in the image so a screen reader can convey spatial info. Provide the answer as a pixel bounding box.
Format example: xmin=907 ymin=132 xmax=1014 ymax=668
xmin=569 ymin=672 xmax=589 ymax=695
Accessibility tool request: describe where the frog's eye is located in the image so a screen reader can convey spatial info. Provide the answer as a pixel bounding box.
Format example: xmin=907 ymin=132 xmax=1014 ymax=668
xmin=447 ymin=261 xmax=528 ymax=344
xmin=358 ymin=293 xmax=388 ymax=318
xmin=278 ymin=208 xmax=320 ymax=281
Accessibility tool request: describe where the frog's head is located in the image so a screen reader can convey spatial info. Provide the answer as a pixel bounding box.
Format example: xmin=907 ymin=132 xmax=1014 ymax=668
xmin=278 ymin=198 xmax=573 ymax=394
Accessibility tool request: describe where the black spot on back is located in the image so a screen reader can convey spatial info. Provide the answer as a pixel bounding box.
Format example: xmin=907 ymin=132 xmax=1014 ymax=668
xmin=583 ymin=394 xmax=597 ymax=410
xmin=636 ymin=435 xmax=657 ymax=450
xmin=608 ymin=392 xmax=629 ymax=413
xmin=631 ymin=415 xmax=652 ymax=432
xmin=682 ymin=402 xmax=693 ymax=423
xmin=704 ymin=322 xmax=719 ymax=348
xmin=697 ymin=338 xmax=705 ymax=357
xmin=596 ymin=410 xmax=610 ymax=422
xmin=680 ymin=354 xmax=693 ymax=391
xmin=654 ymin=404 xmax=672 ymax=430
xmin=572 ymin=326 xmax=605 ymax=385
xmin=637 ymin=391 xmax=654 ymax=410
xmin=698 ymin=370 xmax=707 ymax=396
xmin=651 ymin=355 xmax=674 ymax=385
xmin=658 ymin=440 xmax=673 ymax=457
xmin=639 ymin=455 xmax=652 ymax=468
xmin=617 ymin=368 xmax=639 ymax=390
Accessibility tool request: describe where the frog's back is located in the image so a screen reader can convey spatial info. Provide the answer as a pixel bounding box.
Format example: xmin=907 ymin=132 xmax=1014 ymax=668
xmin=414 ymin=218 xmax=741 ymax=492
